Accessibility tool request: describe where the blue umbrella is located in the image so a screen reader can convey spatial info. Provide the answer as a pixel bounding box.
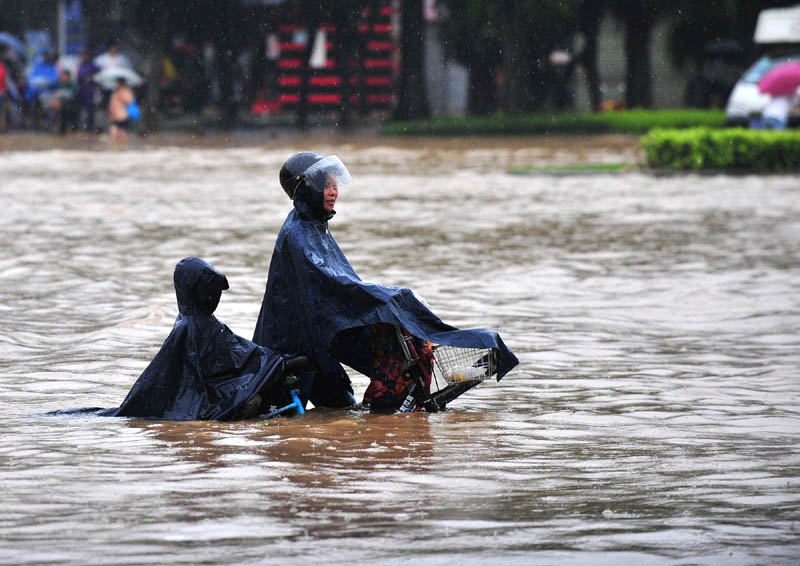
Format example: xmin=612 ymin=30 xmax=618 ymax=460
xmin=0 ymin=32 xmax=26 ymax=56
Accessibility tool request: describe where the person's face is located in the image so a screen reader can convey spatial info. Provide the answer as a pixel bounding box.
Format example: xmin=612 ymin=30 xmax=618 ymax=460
xmin=323 ymin=176 xmax=338 ymax=212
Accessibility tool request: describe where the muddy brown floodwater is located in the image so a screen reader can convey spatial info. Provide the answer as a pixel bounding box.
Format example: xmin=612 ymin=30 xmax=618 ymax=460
xmin=0 ymin=134 xmax=798 ymax=565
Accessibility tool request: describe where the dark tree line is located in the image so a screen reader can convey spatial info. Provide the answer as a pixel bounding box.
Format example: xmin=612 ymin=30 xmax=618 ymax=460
xmin=437 ymin=0 xmax=799 ymax=117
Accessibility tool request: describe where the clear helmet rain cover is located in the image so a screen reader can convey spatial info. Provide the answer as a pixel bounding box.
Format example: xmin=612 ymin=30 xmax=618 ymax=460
xmin=301 ymin=155 xmax=352 ymax=194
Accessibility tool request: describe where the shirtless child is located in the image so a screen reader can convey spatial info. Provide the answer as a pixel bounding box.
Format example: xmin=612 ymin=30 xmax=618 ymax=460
xmin=108 ymin=77 xmax=134 ymax=145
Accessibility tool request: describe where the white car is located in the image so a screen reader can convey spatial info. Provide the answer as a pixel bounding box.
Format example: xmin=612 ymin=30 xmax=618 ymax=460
xmin=725 ymin=53 xmax=800 ymax=126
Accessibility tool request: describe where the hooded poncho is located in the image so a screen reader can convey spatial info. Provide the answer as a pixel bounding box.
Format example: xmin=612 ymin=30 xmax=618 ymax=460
xmin=104 ymin=257 xmax=287 ymax=420
xmin=253 ymin=156 xmax=518 ymax=407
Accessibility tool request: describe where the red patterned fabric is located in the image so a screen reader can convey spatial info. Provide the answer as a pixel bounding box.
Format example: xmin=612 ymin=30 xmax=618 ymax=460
xmin=331 ymin=324 xmax=432 ymax=410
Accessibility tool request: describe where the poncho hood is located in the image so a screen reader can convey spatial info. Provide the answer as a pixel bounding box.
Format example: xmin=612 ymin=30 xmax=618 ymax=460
xmin=174 ymin=256 xmax=230 ymax=316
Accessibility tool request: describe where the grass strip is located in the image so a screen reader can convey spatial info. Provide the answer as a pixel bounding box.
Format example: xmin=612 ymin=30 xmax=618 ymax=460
xmin=382 ymin=109 xmax=727 ymax=136
xmin=508 ymin=163 xmax=631 ymax=175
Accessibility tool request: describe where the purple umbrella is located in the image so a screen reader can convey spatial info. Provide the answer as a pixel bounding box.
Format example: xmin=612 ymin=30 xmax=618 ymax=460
xmin=758 ymin=61 xmax=800 ymax=96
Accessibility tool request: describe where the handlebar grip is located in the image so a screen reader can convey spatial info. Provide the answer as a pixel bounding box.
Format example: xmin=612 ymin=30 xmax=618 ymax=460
xmin=283 ymin=355 xmax=312 ymax=375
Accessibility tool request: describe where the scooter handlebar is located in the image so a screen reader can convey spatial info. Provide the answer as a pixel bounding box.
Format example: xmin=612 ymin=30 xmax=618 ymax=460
xmin=283 ymin=355 xmax=313 ymax=375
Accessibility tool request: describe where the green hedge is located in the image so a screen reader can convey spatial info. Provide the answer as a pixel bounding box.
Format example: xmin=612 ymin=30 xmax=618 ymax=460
xmin=641 ymin=127 xmax=800 ymax=171
xmin=381 ymin=109 xmax=727 ymax=136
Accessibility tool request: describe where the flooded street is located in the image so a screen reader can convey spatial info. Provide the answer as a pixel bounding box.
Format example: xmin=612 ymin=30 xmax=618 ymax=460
xmin=0 ymin=137 xmax=798 ymax=565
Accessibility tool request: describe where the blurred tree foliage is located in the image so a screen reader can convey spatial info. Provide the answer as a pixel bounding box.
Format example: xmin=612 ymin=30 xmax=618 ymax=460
xmin=669 ymin=0 xmax=798 ymax=67
xmin=439 ymin=0 xmax=800 ymax=115
xmin=440 ymin=0 xmax=575 ymax=115
xmin=438 ymin=1 xmax=504 ymax=115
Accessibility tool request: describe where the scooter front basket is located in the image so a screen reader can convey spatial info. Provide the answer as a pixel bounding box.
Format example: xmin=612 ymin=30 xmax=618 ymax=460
xmin=432 ymin=345 xmax=496 ymax=385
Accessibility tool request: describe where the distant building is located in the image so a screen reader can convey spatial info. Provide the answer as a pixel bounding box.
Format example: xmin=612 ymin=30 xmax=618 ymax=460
xmin=271 ymin=0 xmax=395 ymax=114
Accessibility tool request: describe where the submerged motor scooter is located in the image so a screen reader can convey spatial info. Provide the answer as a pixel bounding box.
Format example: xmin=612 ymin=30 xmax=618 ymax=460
xmin=255 ymin=327 xmax=502 ymax=419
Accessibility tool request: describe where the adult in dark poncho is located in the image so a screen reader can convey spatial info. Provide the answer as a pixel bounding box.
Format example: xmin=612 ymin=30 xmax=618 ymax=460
xmin=101 ymin=257 xmax=288 ymax=420
xmin=253 ymin=152 xmax=518 ymax=411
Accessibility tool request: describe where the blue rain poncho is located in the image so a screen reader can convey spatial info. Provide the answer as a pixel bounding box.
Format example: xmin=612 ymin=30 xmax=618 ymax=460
xmin=253 ymin=155 xmax=518 ymax=407
xmin=104 ymin=257 xmax=287 ymax=420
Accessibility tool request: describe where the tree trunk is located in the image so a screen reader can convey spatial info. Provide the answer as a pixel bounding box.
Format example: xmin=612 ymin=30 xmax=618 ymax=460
xmin=216 ymin=47 xmax=237 ymax=129
xmin=623 ymin=14 xmax=653 ymax=108
xmin=578 ymin=2 xmax=603 ymax=112
xmin=142 ymin=2 xmax=168 ymax=133
xmin=524 ymin=42 xmax=551 ymax=112
xmin=333 ymin=2 xmax=362 ymax=130
xmin=296 ymin=27 xmax=316 ymax=130
xmin=392 ymin=0 xmax=429 ymax=121
xmin=467 ymin=51 xmax=496 ymax=116
xmin=499 ymin=1 xmax=531 ymax=115
xmin=296 ymin=7 xmax=320 ymax=130
xmin=581 ymin=36 xmax=602 ymax=112
xmin=338 ymin=40 xmax=354 ymax=129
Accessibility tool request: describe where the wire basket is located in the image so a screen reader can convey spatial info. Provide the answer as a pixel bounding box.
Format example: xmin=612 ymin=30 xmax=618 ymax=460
xmin=432 ymin=345 xmax=496 ymax=385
